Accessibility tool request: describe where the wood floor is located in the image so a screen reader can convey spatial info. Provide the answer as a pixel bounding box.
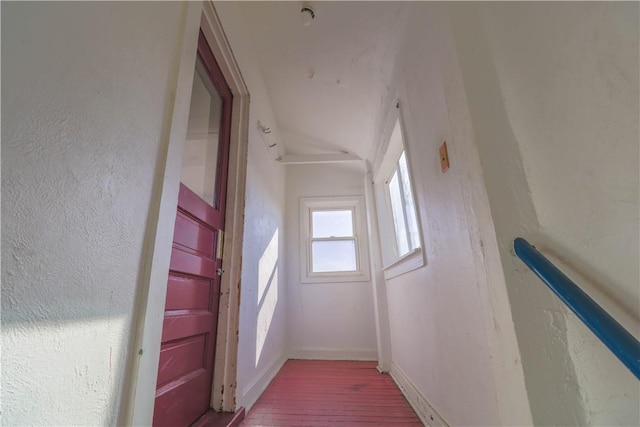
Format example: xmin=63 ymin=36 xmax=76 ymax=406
xmin=240 ymin=360 xmax=423 ymax=426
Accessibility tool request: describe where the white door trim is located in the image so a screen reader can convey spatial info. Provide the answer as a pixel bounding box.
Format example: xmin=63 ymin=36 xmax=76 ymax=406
xmin=200 ymin=0 xmax=250 ymax=412
xmin=119 ymin=1 xmax=249 ymax=424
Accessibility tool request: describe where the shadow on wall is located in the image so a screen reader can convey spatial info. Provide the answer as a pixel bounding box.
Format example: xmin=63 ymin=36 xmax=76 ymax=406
xmin=2 ymin=314 xmax=131 ymax=424
xmin=2 ymin=174 xmax=161 ymax=425
xmin=447 ymin=3 xmax=587 ymax=426
xmin=537 ymin=237 xmax=640 ymax=327
xmin=1 ymin=1 xmax=197 ymax=424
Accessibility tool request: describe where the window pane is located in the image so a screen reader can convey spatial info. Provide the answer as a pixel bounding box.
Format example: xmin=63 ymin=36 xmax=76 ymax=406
xmin=181 ymin=57 xmax=222 ymax=207
xmin=312 ymin=240 xmax=357 ymax=272
xmin=398 ymin=152 xmax=420 ymax=250
xmin=388 ymin=170 xmax=409 ymax=256
xmin=312 ymin=210 xmax=353 ymax=238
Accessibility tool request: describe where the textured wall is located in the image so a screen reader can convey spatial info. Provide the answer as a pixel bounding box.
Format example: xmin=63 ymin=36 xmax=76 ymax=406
xmin=475 ymin=3 xmax=639 ymax=425
xmin=450 ymin=2 xmax=639 ymax=425
xmin=284 ymin=164 xmax=377 ymax=359
xmin=2 ymin=2 xmax=186 ymax=424
xmin=375 ymin=4 xmax=527 ymax=425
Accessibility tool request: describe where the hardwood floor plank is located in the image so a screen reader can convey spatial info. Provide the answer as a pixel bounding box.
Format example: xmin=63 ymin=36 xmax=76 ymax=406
xmin=241 ymin=360 xmax=423 ymax=427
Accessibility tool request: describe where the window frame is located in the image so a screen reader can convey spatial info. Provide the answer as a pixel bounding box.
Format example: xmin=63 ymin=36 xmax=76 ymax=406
xmin=384 ymin=151 xmax=420 ymax=258
xmin=373 ymin=109 xmax=425 ymax=279
xmin=299 ymin=196 xmax=371 ymax=283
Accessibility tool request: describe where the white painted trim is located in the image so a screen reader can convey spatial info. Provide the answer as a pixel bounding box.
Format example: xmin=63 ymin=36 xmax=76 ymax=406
xmin=363 ymin=163 xmax=393 ymax=372
xmin=122 ymin=2 xmax=250 ymax=423
xmin=390 ymin=362 xmax=449 ymax=427
xmin=121 ymin=3 xmax=203 ymax=426
xmin=201 ymin=2 xmax=248 ymax=102
xmin=278 ymin=153 xmax=362 ymax=164
xmin=201 ymin=1 xmax=250 ymax=413
xmin=383 ymin=247 xmax=425 ymax=280
xmin=374 ymin=118 xmax=404 ymax=185
xmin=372 ymin=97 xmax=426 ymax=269
xmin=239 ymin=353 xmax=287 ymax=412
xmin=299 ymin=196 xmax=371 ymax=284
xmin=288 ymin=349 xmax=378 ymax=361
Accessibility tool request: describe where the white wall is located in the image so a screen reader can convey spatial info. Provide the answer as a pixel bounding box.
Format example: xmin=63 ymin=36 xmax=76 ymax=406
xmin=2 ymin=2 xmax=189 ymax=424
xmin=285 ymin=164 xmax=378 ymax=360
xmin=372 ymin=3 xmax=638 ymax=425
xmin=459 ymin=3 xmax=639 ymax=425
xmin=370 ymin=3 xmax=533 ymax=426
xmin=448 ymin=3 xmax=586 ymax=424
xmin=213 ymin=2 xmax=288 ymax=412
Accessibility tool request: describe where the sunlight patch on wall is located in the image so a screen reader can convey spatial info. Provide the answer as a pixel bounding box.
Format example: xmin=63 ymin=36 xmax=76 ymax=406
xmin=256 ymin=229 xmax=279 ymax=366
xmin=258 ymin=229 xmax=279 ymax=301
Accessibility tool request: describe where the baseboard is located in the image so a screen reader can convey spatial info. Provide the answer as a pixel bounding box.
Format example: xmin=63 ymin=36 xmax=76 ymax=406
xmin=288 ymin=348 xmax=378 ymax=361
xmin=239 ymin=353 xmax=286 ymax=412
xmin=377 ymin=360 xmax=391 ymax=373
xmin=227 ymin=407 xmax=245 ymax=427
xmin=191 ymin=407 xmax=244 ymax=427
xmin=390 ymin=362 xmax=449 ymax=427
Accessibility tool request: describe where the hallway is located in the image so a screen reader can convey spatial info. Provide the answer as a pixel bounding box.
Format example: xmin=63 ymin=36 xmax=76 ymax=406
xmin=3 ymin=2 xmax=639 ymax=426
xmin=241 ymin=360 xmax=422 ymax=426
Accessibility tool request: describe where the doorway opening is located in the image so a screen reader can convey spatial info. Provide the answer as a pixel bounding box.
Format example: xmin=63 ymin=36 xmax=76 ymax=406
xmin=123 ymin=3 xmax=251 ymax=425
xmin=152 ymin=28 xmax=233 ymax=426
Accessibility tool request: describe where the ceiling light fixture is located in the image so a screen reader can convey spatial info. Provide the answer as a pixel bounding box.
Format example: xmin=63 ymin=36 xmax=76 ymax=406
xmin=301 ymin=4 xmax=315 ymax=26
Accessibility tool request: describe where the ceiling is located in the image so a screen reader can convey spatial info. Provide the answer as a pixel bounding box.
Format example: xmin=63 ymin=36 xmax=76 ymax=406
xmin=240 ymin=2 xmax=409 ymax=161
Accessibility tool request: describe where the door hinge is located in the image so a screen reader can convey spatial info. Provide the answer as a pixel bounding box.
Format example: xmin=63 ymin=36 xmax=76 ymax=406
xmin=216 ymin=230 xmax=225 ymax=259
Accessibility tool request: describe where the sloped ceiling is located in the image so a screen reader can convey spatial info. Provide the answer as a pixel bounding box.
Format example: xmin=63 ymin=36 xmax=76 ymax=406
xmin=240 ymin=1 xmax=409 ymax=160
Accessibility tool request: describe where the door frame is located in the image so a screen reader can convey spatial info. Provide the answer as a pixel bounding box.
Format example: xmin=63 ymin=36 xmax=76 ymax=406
xmin=119 ymin=2 xmax=249 ymax=425
xmin=200 ymin=1 xmax=250 ymax=413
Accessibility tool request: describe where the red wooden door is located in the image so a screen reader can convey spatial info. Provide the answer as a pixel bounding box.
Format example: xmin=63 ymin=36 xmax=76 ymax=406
xmin=153 ymin=30 xmax=233 ymax=427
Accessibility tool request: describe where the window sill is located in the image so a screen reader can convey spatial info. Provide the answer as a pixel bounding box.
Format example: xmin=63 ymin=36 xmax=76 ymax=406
xmin=301 ymin=271 xmax=370 ymax=284
xmin=383 ymin=247 xmax=424 ymax=280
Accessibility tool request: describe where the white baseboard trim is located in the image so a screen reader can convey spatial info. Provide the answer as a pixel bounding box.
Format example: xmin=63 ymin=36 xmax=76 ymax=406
xmin=390 ymin=362 xmax=449 ymax=427
xmin=377 ymin=360 xmax=392 ymax=373
xmin=239 ymin=353 xmax=287 ymax=412
xmin=288 ymin=348 xmax=378 ymax=361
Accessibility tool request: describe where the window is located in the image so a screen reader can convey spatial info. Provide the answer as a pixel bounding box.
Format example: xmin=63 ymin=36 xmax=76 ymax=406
xmin=300 ymin=197 xmax=370 ymax=283
xmin=311 ymin=209 xmax=357 ymax=273
xmin=374 ymin=115 xmax=424 ymax=278
xmin=386 ymin=151 xmax=420 ymax=257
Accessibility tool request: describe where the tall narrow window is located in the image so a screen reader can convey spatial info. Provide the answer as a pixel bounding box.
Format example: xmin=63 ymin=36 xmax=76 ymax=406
xmin=300 ymin=197 xmax=370 ymax=283
xmin=374 ymin=114 xmax=425 ymax=278
xmin=387 ymin=151 xmax=420 ymax=257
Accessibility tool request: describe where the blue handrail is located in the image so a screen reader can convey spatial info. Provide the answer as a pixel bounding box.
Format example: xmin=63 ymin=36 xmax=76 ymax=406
xmin=514 ymin=237 xmax=640 ymax=380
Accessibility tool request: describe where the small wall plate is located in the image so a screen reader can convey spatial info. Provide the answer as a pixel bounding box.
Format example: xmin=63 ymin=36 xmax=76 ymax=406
xmin=439 ymin=141 xmax=450 ymax=173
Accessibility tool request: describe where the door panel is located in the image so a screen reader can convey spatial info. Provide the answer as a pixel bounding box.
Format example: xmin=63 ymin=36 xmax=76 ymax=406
xmin=169 ymin=245 xmax=218 ymax=278
xmin=153 ymin=29 xmax=233 ymax=427
xmin=154 ymin=372 xmax=212 ymax=427
xmin=154 ymin=204 xmax=221 ymax=426
xmin=165 ymin=276 xmax=211 ymax=311
xmin=156 ymin=335 xmax=207 ymax=387
xmin=176 ymin=183 xmax=222 ymax=227
xmin=173 ymin=213 xmax=215 ymax=258
xmin=161 ymin=308 xmax=216 ymax=343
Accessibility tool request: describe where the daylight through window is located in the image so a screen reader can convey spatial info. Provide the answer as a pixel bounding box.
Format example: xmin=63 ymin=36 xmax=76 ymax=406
xmin=373 ymin=114 xmax=425 ymax=277
xmin=299 ymin=197 xmax=370 ymax=283
xmin=387 ymin=151 xmax=420 ymax=257
xmin=311 ymin=209 xmax=357 ymax=273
